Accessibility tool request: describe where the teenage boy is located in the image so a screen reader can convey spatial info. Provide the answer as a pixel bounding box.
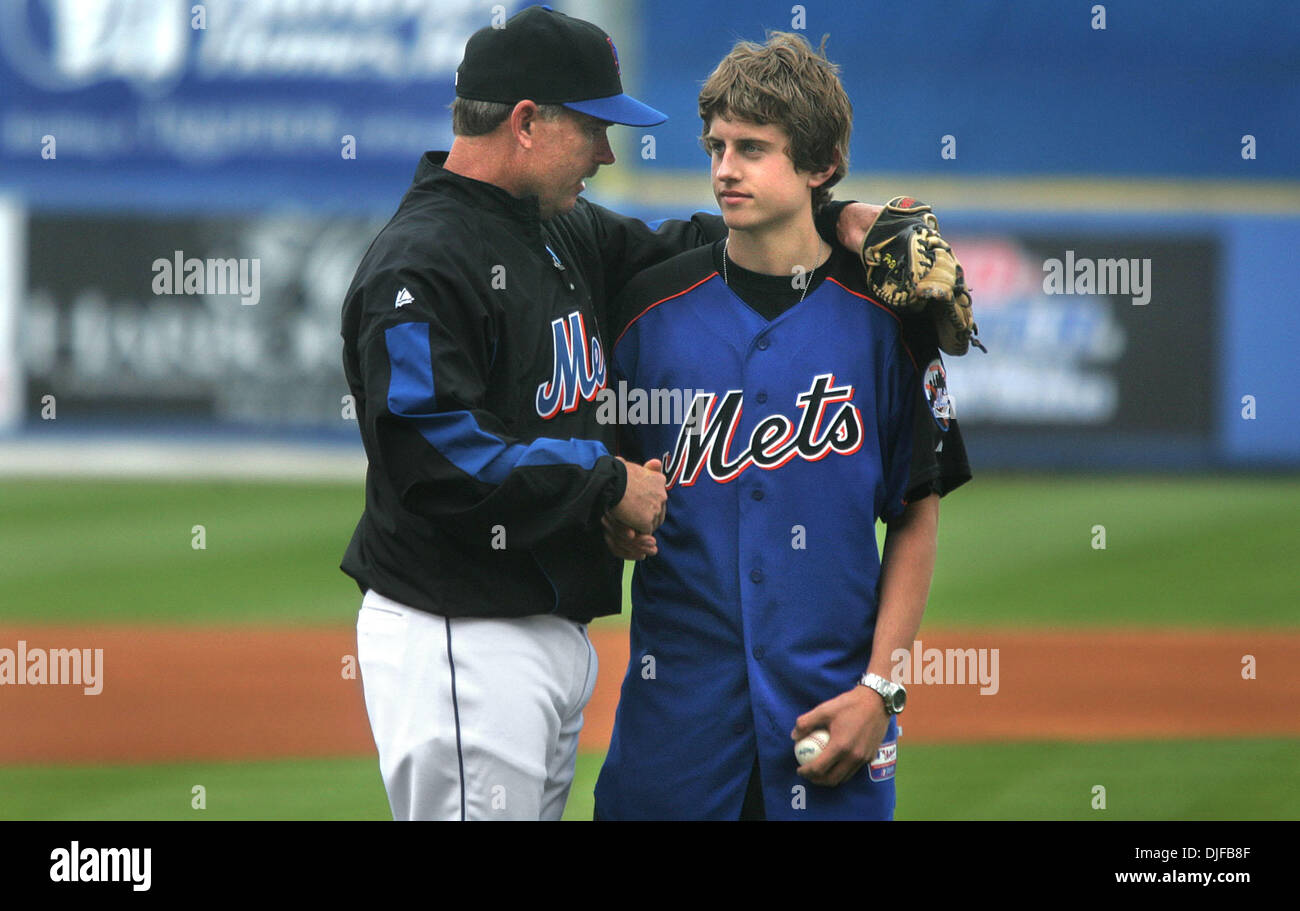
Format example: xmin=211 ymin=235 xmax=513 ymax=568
xmin=593 ymin=32 xmax=972 ymax=820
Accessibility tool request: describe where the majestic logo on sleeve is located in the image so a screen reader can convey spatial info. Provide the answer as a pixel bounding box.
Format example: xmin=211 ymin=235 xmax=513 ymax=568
xmin=664 ymin=374 xmax=863 ymax=487
xmin=536 ymin=310 xmax=607 ymax=419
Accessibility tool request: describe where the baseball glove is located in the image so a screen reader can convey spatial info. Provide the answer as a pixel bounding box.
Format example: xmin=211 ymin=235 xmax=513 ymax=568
xmin=861 ymin=197 xmax=986 ymax=356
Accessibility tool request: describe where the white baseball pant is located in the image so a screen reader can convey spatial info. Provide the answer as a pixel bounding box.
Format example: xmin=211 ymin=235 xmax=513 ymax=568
xmin=355 ymin=589 xmax=599 ymax=821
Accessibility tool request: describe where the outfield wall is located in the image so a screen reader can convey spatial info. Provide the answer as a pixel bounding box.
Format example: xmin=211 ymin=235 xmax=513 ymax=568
xmin=5 ymin=203 xmax=1294 ymax=470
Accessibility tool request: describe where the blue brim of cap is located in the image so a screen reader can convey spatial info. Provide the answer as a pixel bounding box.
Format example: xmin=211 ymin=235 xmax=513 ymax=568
xmin=563 ymin=94 xmax=667 ymax=127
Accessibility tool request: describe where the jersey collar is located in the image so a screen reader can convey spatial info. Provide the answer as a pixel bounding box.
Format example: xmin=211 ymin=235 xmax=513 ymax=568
xmin=413 ymin=150 xmax=544 ymax=228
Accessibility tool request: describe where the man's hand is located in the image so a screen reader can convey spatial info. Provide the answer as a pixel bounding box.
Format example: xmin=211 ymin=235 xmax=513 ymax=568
xmin=835 ymin=201 xmax=883 ymax=256
xmin=610 ymin=457 xmax=667 ymax=534
xmin=602 ymin=513 xmax=658 ymax=560
xmin=790 ymin=685 xmax=890 ymax=787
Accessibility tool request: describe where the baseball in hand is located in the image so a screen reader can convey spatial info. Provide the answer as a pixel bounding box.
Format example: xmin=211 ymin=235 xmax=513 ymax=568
xmin=794 ymin=728 xmax=830 ymax=766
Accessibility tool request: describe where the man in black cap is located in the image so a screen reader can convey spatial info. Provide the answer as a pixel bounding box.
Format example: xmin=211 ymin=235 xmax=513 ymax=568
xmin=340 ymin=4 xmax=937 ymax=821
xmin=447 ymin=3 xmax=671 ymax=219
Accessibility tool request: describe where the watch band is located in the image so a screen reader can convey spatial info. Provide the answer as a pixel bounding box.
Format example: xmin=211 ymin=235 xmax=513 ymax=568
xmin=859 ymin=671 xmax=906 ymax=714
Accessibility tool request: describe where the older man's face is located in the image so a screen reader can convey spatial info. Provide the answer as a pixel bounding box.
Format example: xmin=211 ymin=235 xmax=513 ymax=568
xmin=528 ymin=108 xmax=616 ymax=218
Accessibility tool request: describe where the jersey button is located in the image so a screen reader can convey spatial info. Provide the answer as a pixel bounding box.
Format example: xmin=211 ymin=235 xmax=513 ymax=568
xmin=755 ymin=391 xmax=767 ymax=404
xmin=751 ymin=489 xmax=764 ymax=501
xmin=752 ymin=646 xmax=765 ymax=660
xmin=733 ymin=722 xmax=746 ymax=734
xmin=756 ymin=338 xmax=770 ymax=351
xmin=750 ymin=569 xmax=763 ymax=583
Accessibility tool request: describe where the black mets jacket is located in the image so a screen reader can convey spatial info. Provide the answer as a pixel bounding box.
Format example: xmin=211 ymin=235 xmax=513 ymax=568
xmin=339 ymin=151 xmax=725 ymax=622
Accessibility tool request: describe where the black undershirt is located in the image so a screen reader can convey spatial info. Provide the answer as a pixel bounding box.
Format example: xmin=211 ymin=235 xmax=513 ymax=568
xmin=710 ymin=239 xmax=840 ymax=321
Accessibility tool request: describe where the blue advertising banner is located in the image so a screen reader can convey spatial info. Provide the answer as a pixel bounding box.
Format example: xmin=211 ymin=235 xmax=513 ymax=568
xmin=0 ymin=0 xmax=526 ymax=210
xmin=4 ymin=1 xmax=1297 ymax=212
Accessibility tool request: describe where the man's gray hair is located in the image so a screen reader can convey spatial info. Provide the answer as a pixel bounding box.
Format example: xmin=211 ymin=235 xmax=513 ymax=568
xmin=450 ymin=98 xmax=567 ymax=137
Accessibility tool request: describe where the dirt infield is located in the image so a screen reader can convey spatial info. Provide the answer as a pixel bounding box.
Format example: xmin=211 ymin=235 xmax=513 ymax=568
xmin=1 ymin=625 xmax=1296 ymax=764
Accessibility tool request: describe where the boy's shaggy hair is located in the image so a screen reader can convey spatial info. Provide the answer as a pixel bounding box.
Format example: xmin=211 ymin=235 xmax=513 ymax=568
xmin=698 ymin=31 xmax=852 ymax=212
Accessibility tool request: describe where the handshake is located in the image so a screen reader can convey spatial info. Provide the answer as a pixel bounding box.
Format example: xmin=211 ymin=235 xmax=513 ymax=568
xmin=603 ymin=457 xmax=666 ymax=561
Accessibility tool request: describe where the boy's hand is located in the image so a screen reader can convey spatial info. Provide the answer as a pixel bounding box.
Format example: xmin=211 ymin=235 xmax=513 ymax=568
xmin=790 ymin=685 xmax=890 ymax=787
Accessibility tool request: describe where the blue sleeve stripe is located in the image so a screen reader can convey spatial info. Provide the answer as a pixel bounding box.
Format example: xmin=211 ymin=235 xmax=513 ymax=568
xmin=384 ymin=322 xmax=609 ymax=485
xmin=386 ymin=322 xmax=438 ymax=414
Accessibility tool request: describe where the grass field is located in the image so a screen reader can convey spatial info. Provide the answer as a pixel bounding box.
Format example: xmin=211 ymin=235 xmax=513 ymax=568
xmin=3 ymin=474 xmax=1297 ymax=821
xmin=4 ymin=474 xmax=1297 ymax=628
xmin=3 ymin=738 xmax=1296 ymax=821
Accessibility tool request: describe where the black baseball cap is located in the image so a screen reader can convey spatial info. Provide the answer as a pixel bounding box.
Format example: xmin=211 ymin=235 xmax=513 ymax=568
xmin=454 ymin=4 xmax=667 ymax=127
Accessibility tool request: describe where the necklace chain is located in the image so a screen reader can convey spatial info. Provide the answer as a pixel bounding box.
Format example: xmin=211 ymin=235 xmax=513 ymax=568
xmin=722 ymin=237 xmax=819 ymax=305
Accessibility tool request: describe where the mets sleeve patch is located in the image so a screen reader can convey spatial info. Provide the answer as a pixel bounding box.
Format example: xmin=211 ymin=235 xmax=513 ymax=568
xmin=923 ymin=358 xmax=954 ymax=432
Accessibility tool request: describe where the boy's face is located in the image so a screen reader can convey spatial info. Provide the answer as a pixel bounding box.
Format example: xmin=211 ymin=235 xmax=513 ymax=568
xmin=704 ymin=115 xmax=824 ymax=233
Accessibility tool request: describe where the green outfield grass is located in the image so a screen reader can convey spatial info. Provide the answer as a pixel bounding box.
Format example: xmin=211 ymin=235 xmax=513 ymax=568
xmin=2 ymin=479 xmax=365 ymax=625
xmin=2 ymin=739 xmax=1295 ymax=821
xmin=2 ymin=474 xmax=1297 ymax=628
xmin=3 ymin=475 xmax=1295 ymax=822
xmin=0 ymin=757 xmax=390 ymax=821
xmin=889 ymin=738 xmax=1300 ymax=821
xmin=568 ymin=738 xmax=1300 ymax=820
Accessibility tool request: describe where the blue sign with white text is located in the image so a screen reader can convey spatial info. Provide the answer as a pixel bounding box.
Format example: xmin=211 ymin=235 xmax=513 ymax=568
xmin=0 ymin=0 xmax=525 ymax=210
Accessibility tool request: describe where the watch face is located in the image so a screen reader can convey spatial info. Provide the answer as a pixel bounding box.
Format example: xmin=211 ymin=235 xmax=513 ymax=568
xmin=862 ymin=675 xmax=905 ymax=713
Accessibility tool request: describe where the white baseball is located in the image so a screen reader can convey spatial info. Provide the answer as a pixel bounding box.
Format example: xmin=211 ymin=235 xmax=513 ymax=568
xmin=794 ymin=728 xmax=830 ymax=766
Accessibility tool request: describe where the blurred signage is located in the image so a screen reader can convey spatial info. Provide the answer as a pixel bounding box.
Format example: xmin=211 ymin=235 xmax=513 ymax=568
xmin=19 ymin=215 xmax=1219 ymax=445
xmin=21 ymin=211 xmax=382 ymax=425
xmin=943 ymin=233 xmax=1216 ymax=436
xmin=0 ymin=0 xmax=519 ymax=170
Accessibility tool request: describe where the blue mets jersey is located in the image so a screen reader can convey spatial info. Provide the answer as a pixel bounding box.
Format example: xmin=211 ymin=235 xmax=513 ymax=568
xmin=593 ymin=240 xmax=970 ymax=820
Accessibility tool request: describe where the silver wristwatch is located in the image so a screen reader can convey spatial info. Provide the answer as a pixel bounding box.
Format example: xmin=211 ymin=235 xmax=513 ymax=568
xmin=858 ymin=672 xmax=906 ymax=715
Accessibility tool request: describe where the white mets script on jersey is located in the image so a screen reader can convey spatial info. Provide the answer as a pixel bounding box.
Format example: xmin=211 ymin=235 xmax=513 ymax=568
xmin=536 ymin=310 xmax=606 ymax=419
xmin=664 ymin=374 xmax=863 ymax=487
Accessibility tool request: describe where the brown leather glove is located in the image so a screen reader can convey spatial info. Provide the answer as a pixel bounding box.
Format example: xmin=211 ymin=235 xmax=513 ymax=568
xmin=861 ymin=197 xmax=986 ymax=355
